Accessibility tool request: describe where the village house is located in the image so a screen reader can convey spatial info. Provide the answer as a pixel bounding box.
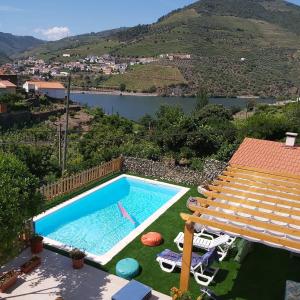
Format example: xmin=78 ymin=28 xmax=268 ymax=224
xmin=23 ymin=81 xmax=65 ymax=99
xmin=0 ymin=80 xmax=17 ymax=94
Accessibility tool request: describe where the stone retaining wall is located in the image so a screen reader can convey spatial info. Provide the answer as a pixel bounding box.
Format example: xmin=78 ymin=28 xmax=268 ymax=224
xmin=122 ymin=156 xmax=227 ymax=186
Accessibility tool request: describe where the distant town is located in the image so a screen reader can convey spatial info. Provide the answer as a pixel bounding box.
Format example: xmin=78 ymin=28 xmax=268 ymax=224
xmin=0 ymin=52 xmax=191 ymax=85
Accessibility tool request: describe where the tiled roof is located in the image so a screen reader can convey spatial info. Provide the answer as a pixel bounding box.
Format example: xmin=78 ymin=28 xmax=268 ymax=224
xmin=230 ymin=137 xmax=300 ymax=176
xmin=27 ymin=81 xmax=65 ymax=89
xmin=0 ymin=80 xmax=16 ymax=88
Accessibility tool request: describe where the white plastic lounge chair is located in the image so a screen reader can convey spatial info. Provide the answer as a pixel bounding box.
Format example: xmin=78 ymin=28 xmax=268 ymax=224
xmin=156 ymin=247 xmax=219 ymax=286
xmin=174 ymin=232 xmax=231 ymax=261
xmin=197 ymin=227 xmax=236 ymax=247
xmin=194 ymin=224 xmax=236 ymax=246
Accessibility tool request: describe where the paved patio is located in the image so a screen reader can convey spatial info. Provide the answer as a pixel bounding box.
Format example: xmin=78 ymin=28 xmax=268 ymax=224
xmin=0 ymin=249 xmax=171 ymax=300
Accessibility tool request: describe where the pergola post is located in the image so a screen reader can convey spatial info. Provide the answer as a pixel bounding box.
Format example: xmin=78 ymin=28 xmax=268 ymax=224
xmin=179 ymin=221 xmax=194 ymax=292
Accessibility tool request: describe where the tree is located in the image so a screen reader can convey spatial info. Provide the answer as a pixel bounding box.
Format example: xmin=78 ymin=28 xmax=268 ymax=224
xmin=120 ymin=83 xmax=126 ymax=92
xmin=0 ymin=152 xmax=42 ymax=260
xmin=238 ymin=112 xmax=289 ymax=140
xmin=193 ymin=104 xmax=233 ymax=125
xmin=155 ymin=105 xmax=193 ymax=152
xmin=139 ymin=114 xmax=157 ymax=131
xmin=195 ymin=88 xmax=209 ymax=111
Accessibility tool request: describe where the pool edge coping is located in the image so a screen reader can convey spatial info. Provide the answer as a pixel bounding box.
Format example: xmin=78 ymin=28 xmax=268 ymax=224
xmin=34 ymin=174 xmax=190 ymax=265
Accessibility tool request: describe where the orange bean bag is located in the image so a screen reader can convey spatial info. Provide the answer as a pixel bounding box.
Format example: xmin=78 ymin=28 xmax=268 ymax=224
xmin=141 ymin=232 xmax=163 ymax=247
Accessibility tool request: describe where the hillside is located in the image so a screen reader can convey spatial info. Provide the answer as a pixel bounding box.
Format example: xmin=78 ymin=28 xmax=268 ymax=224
xmin=102 ymin=64 xmax=186 ymax=92
xmin=15 ymin=0 xmax=300 ymax=97
xmin=17 ymin=28 xmax=127 ymax=61
xmin=0 ymin=32 xmax=44 ymax=60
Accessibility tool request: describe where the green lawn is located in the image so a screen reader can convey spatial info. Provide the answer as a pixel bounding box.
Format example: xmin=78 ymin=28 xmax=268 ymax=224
xmin=102 ymin=182 xmax=300 ymax=300
xmin=43 ymin=174 xmax=300 ymax=299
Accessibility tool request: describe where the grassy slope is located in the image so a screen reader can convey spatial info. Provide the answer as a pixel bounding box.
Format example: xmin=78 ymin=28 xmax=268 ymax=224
xmin=102 ymin=64 xmax=186 ymax=91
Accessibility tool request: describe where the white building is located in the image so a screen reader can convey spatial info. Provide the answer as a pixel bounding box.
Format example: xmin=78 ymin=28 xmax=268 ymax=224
xmin=23 ymin=81 xmax=65 ymax=99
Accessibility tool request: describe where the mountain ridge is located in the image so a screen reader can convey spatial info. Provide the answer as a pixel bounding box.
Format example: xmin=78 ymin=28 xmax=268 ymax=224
xmin=6 ymin=0 xmax=300 ymax=97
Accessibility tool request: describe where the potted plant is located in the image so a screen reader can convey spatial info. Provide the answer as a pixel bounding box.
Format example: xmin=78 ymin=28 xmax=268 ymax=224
xmin=20 ymin=256 xmax=41 ymax=274
xmin=30 ymin=234 xmax=44 ymax=254
xmin=70 ymin=248 xmax=86 ymax=269
xmin=0 ymin=270 xmax=18 ymax=293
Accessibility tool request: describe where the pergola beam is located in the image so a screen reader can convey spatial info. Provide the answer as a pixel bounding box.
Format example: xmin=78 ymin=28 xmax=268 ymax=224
xmin=180 ymin=213 xmax=300 ymax=250
xmin=179 ymin=163 xmax=300 ymax=291
xmin=228 ymin=166 xmax=300 ymax=184
xmin=207 ymin=185 xmax=300 ymax=209
xmin=187 ymin=206 xmax=300 ymax=237
xmin=203 ymin=191 xmax=300 ymax=217
xmin=191 ymin=198 xmax=300 ymax=226
xmin=219 ymin=175 xmax=300 ymax=195
xmin=213 ymin=180 xmax=300 ymax=201
xmin=230 ymin=164 xmax=300 ymax=181
xmin=179 ymin=222 xmax=194 ymax=292
xmin=223 ymin=171 xmax=300 ymax=189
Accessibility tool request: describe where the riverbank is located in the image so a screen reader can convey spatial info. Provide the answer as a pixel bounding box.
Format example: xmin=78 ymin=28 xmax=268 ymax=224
xmin=71 ymin=89 xmax=158 ymax=97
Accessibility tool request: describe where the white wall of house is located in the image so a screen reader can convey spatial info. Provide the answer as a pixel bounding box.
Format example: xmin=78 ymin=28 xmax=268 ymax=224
xmin=23 ymin=82 xmax=35 ymax=92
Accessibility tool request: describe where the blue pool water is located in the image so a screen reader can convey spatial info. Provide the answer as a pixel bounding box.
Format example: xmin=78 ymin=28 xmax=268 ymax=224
xmin=35 ymin=176 xmax=183 ymax=256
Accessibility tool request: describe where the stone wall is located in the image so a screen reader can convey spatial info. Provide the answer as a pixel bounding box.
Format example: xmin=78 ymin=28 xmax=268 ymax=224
xmin=122 ymin=156 xmax=227 ymax=186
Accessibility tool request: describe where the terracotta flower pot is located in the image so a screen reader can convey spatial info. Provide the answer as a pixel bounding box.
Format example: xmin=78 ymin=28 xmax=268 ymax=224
xmin=72 ymin=258 xmax=84 ymax=269
xmin=30 ymin=237 xmax=43 ymax=254
xmin=0 ymin=271 xmax=18 ymax=293
xmin=20 ymin=256 xmax=41 ymax=274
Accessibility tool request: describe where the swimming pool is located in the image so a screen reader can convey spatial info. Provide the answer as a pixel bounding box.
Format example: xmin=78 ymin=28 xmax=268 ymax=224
xmin=34 ymin=175 xmax=189 ymax=264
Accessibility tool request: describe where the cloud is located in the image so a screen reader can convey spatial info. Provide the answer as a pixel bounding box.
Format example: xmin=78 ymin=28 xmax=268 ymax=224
xmin=35 ymin=26 xmax=71 ymax=41
xmin=0 ymin=5 xmax=24 ymax=12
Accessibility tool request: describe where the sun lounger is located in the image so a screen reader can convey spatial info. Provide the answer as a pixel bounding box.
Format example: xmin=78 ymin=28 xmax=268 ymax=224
xmin=174 ymin=231 xmax=231 ymax=261
xmin=197 ymin=227 xmax=236 ymax=247
xmin=156 ymin=247 xmax=219 ymax=286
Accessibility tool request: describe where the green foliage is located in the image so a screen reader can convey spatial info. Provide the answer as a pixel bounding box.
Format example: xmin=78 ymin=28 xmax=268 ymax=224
xmin=155 ymin=105 xmax=192 ymax=152
xmin=0 ymin=93 xmax=24 ymax=105
xmin=119 ymin=83 xmax=126 ymax=92
xmin=195 ymin=88 xmax=209 ymax=111
xmin=190 ymin=157 xmax=205 ymax=172
xmin=120 ymin=140 xmax=161 ymax=161
xmin=0 ymin=151 xmax=42 ymax=260
xmin=139 ymin=114 xmax=157 ymax=130
xmin=193 ymin=104 xmax=233 ymax=125
xmin=79 ymin=114 xmax=135 ymax=166
xmin=238 ymin=112 xmax=289 ymax=140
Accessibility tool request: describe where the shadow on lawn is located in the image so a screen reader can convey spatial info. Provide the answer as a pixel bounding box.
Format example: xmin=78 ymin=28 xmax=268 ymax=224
xmin=223 ymin=243 xmax=300 ymax=300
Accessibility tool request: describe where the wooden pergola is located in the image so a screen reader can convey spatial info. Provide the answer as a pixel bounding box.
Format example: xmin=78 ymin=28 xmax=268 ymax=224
xmin=179 ymin=164 xmax=300 ymax=291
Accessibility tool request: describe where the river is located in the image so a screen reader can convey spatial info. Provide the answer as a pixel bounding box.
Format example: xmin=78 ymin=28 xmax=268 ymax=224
xmin=71 ymin=93 xmax=276 ymax=121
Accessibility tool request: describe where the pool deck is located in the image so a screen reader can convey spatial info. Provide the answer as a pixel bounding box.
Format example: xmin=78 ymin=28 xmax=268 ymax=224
xmin=0 ymin=249 xmax=171 ymax=300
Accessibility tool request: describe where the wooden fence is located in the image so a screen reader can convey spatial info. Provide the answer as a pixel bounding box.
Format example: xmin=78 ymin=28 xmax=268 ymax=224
xmin=40 ymin=157 xmax=123 ymax=200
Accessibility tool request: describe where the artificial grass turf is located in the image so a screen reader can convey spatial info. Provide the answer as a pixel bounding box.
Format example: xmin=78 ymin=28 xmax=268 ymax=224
xmin=103 ymin=184 xmax=300 ymax=300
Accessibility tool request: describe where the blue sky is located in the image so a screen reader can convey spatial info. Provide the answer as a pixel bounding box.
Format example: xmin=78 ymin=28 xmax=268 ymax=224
xmin=0 ymin=0 xmax=299 ymax=40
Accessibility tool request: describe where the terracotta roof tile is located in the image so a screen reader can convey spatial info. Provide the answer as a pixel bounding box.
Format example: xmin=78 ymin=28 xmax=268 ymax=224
xmin=0 ymin=80 xmax=16 ymax=88
xmin=230 ymin=137 xmax=300 ymax=175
